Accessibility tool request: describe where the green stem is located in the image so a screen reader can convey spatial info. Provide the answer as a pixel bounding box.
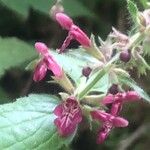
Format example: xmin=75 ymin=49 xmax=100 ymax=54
xmin=77 ymin=54 xmax=119 ymax=100
xmin=77 ymin=66 xmax=110 ymax=99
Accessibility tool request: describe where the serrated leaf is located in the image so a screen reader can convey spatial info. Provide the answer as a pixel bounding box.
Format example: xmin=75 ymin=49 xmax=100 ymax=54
xmin=0 ymin=94 xmax=76 ymax=150
xmin=0 ymin=37 xmax=37 ymax=77
xmin=118 ymin=75 xmax=150 ymax=102
xmin=127 ymin=0 xmax=139 ymax=24
xmin=0 ymin=0 xmax=94 ymax=18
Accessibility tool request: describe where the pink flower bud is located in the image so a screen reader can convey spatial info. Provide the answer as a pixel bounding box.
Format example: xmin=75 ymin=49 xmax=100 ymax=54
xmin=35 ymin=42 xmax=48 ymax=55
xmin=33 ymin=60 xmax=47 ymax=82
xmin=56 ymin=13 xmax=73 ymax=30
xmin=70 ymin=25 xmax=91 ymax=47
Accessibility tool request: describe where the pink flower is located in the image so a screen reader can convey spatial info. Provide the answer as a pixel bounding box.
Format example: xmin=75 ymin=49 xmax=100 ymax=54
xmin=55 ymin=13 xmax=91 ymax=53
xmin=54 ymin=97 xmax=82 ymax=137
xmin=59 ymin=25 xmax=91 ymax=53
xmin=33 ymin=42 xmax=62 ymax=81
xmin=91 ymin=110 xmax=128 ymax=144
xmin=102 ymin=91 xmax=140 ymax=116
xmin=56 ymin=13 xmax=73 ymax=30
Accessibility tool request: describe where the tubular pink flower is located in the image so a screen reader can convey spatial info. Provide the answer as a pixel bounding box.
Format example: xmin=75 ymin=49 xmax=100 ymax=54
xmin=59 ymin=25 xmax=91 ymax=53
xmin=33 ymin=42 xmax=63 ymax=81
xmin=56 ymin=13 xmax=73 ymax=30
xmin=91 ymin=110 xmax=128 ymax=144
xmin=54 ymin=97 xmax=82 ymax=137
xmin=102 ymin=91 xmax=140 ymax=116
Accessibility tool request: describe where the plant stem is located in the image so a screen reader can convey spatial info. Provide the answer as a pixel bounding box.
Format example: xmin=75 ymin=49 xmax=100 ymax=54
xmin=77 ymin=66 xmax=110 ymax=99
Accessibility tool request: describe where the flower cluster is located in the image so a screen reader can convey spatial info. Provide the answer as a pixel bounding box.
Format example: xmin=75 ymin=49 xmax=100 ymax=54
xmin=91 ymin=91 xmax=140 ymax=143
xmin=55 ymin=12 xmax=91 ymax=53
xmin=28 ymin=0 xmax=150 ymax=146
xmin=33 ymin=42 xmax=62 ymax=81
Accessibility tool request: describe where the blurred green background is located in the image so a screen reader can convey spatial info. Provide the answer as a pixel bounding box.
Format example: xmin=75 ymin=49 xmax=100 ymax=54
xmin=0 ymin=0 xmax=149 ymax=149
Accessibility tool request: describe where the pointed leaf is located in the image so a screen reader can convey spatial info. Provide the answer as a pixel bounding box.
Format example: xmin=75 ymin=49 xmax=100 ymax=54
xmin=0 ymin=37 xmax=37 ymax=78
xmin=0 ymin=94 xmax=76 ymax=149
xmin=127 ymin=0 xmax=139 ymax=24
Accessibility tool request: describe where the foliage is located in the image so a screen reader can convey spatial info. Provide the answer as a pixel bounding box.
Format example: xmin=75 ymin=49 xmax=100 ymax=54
xmin=0 ymin=94 xmax=75 ymax=150
xmin=0 ymin=0 xmax=149 ymax=150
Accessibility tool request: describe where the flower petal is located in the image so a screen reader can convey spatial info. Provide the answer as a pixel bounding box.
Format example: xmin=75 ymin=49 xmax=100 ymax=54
xmin=33 ymin=60 xmax=47 ymax=82
xmin=97 ymin=128 xmax=110 ymax=144
xmin=125 ymin=91 xmax=140 ymax=102
xmin=56 ymin=13 xmax=73 ymax=30
xmin=70 ymin=25 xmax=91 ymax=47
xmin=91 ymin=110 xmax=111 ymax=122
xmin=102 ymin=94 xmax=114 ymax=104
xmin=44 ymin=55 xmax=63 ymax=78
xmin=53 ymin=104 xmax=63 ymax=116
xmin=113 ymin=117 xmax=129 ymax=127
xmin=35 ymin=42 xmax=48 ymax=55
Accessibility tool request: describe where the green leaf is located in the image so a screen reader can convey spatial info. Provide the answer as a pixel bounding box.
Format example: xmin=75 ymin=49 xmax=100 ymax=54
xmin=0 ymin=0 xmax=94 ymax=18
xmin=118 ymin=75 xmax=150 ymax=102
xmin=0 ymin=94 xmax=76 ymax=150
xmin=0 ymin=37 xmax=37 ymax=78
xmin=127 ymin=0 xmax=139 ymax=24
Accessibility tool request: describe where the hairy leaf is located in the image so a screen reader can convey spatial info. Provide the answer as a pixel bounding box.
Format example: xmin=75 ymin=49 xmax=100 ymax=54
xmin=127 ymin=0 xmax=139 ymax=24
xmin=0 ymin=37 xmax=37 ymax=78
xmin=0 ymin=94 xmax=76 ymax=149
xmin=118 ymin=75 xmax=150 ymax=102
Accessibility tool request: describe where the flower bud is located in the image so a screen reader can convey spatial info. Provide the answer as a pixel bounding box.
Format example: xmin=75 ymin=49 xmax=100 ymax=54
xmin=120 ymin=50 xmax=131 ymax=62
xmin=82 ymin=67 xmax=92 ymax=77
xmin=109 ymin=84 xmax=118 ymax=95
